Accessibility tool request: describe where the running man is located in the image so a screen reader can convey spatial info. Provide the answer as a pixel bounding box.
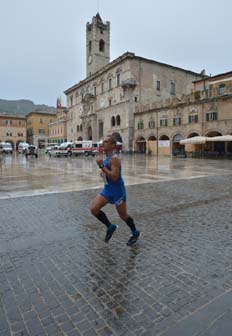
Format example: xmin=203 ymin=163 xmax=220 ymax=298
xmin=90 ymin=135 xmax=140 ymax=246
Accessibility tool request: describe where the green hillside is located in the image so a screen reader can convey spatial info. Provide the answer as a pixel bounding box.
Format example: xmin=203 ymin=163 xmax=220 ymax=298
xmin=0 ymin=99 xmax=56 ymax=116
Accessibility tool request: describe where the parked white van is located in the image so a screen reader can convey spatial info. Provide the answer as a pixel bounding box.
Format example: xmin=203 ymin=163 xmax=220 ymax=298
xmin=18 ymin=142 xmax=30 ymax=154
xmin=0 ymin=142 xmax=13 ymax=154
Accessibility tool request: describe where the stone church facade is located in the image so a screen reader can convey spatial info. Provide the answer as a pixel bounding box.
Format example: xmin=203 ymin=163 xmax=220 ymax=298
xmin=64 ymin=13 xmax=204 ymax=152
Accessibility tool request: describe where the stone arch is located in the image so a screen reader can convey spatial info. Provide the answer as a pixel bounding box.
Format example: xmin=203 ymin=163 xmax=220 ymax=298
xmin=172 ymin=134 xmax=185 ymax=154
xmin=135 ymin=136 xmax=146 ymax=153
xmin=187 ymin=132 xmax=200 ymax=138
xmin=205 ymin=130 xmax=223 ymax=153
xmin=159 ymin=134 xmax=170 ymax=140
xmin=148 ymin=135 xmax=157 ymax=141
xmin=172 ymin=134 xmax=185 ymax=143
xmin=205 ymin=130 xmax=222 ymax=137
xmin=147 ymin=135 xmax=157 ymax=155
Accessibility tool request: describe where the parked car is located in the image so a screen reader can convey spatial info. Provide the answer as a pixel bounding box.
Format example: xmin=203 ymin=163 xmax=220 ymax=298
xmin=45 ymin=144 xmax=57 ymax=155
xmin=48 ymin=145 xmax=60 ymax=157
xmin=18 ymin=142 xmax=30 ymax=154
xmin=0 ymin=142 xmax=13 ymax=154
xmin=25 ymin=145 xmax=38 ymax=158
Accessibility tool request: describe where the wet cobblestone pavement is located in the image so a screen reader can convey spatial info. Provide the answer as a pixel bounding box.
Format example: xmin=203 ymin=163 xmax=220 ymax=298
xmin=1 ymin=168 xmax=232 ymax=335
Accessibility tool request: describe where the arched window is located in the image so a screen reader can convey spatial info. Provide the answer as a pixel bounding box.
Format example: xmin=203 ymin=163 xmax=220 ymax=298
xmin=77 ymin=125 xmax=80 ymax=132
xmin=116 ymin=115 xmax=120 ymax=126
xmin=111 ymin=116 xmax=115 ymax=127
xmin=99 ymin=39 xmax=105 ymax=52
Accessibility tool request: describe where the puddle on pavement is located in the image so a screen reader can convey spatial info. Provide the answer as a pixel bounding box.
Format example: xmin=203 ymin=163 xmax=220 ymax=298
xmin=1 ymin=153 xmax=232 ymax=199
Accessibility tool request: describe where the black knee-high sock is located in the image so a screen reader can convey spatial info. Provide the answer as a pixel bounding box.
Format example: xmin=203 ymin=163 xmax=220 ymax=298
xmin=125 ymin=216 xmax=136 ymax=233
xmin=95 ymin=210 xmax=111 ymax=228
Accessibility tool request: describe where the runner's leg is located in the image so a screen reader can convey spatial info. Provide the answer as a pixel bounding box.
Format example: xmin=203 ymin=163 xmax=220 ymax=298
xmin=116 ymin=202 xmax=136 ymax=233
xmin=90 ymin=194 xmax=111 ymax=227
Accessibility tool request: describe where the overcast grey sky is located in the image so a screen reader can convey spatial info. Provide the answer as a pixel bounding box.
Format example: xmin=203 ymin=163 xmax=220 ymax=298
xmin=0 ymin=0 xmax=231 ymax=106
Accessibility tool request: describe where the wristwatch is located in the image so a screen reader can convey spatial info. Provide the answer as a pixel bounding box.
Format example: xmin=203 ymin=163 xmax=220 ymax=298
xmin=99 ymin=163 xmax=104 ymax=169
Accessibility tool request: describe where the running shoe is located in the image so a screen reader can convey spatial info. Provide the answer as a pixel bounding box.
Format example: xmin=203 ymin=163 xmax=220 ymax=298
xmin=127 ymin=230 xmax=140 ymax=246
xmin=105 ymin=224 xmax=118 ymax=243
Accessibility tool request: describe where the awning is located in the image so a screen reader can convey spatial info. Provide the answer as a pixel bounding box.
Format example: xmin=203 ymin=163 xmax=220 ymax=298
xmin=208 ymin=135 xmax=232 ymax=142
xmin=180 ymin=136 xmax=208 ymax=145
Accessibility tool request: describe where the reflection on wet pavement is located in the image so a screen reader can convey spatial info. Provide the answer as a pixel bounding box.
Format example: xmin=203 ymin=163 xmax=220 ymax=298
xmin=0 ymin=152 xmax=232 ymax=199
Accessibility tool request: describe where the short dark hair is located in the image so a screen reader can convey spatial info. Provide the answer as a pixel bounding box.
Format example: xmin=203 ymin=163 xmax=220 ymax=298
xmin=106 ymin=135 xmax=117 ymax=145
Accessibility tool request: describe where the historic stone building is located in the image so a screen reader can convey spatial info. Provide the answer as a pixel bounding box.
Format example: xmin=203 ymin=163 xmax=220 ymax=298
xmin=0 ymin=115 xmax=26 ymax=150
xmin=64 ymin=13 xmax=203 ymax=152
xmin=26 ymin=110 xmax=56 ymax=148
xmin=134 ymin=71 xmax=232 ymax=155
xmin=48 ymin=108 xmax=68 ymax=144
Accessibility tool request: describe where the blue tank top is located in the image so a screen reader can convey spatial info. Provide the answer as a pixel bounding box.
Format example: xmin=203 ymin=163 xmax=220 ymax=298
xmin=103 ymin=153 xmax=124 ymax=187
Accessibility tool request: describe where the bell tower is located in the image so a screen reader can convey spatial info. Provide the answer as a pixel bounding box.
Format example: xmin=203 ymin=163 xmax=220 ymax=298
xmin=86 ymin=13 xmax=110 ymax=77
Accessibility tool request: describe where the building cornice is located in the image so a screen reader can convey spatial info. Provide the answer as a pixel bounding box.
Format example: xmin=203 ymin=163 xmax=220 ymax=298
xmin=0 ymin=115 xmax=26 ymax=120
xmin=64 ymin=52 xmax=203 ymax=95
xmin=193 ymin=70 xmax=232 ymax=83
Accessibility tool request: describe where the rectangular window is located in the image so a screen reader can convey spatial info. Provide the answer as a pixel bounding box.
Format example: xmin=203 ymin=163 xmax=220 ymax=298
xmin=18 ymin=121 xmax=22 ymax=126
xmin=206 ymin=112 xmax=218 ymax=121
xmin=137 ymin=122 xmax=144 ymax=130
xmin=70 ymin=95 xmax=73 ymax=106
xmin=148 ymin=120 xmax=155 ymax=129
xmin=117 ymin=73 xmax=121 ymax=86
xmin=219 ymin=84 xmax=225 ymax=95
xmin=157 ymin=80 xmax=160 ymax=91
xmin=109 ymin=78 xmax=112 ymax=90
xmin=170 ymin=82 xmax=176 ymax=95
xmin=101 ymin=82 xmax=104 ymax=94
xmin=109 ymin=98 xmax=112 ymax=106
xmin=189 ymin=115 xmax=198 ymax=123
xmin=94 ymin=86 xmax=97 ymax=96
xmin=39 ymin=128 xmax=45 ymax=134
xmin=173 ymin=117 xmax=181 ymax=126
xmin=40 ymin=118 xmax=43 ymax=124
xmin=160 ymin=119 xmax=168 ymax=127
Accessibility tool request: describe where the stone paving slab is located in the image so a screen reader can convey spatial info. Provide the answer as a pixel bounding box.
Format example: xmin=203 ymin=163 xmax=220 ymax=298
xmin=0 ymin=175 xmax=232 ymax=335
xmin=160 ymin=290 xmax=232 ymax=336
